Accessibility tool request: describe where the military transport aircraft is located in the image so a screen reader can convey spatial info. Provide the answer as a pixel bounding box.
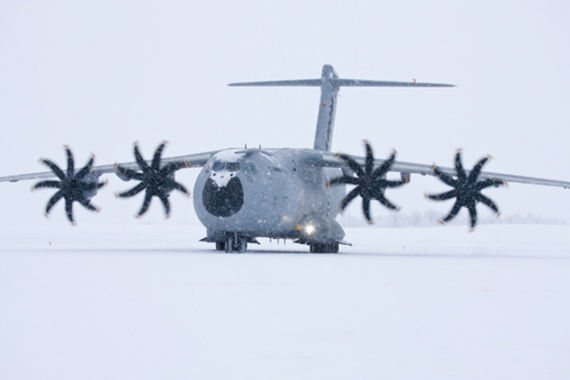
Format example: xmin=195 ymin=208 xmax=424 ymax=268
xmin=1 ymin=65 xmax=569 ymax=253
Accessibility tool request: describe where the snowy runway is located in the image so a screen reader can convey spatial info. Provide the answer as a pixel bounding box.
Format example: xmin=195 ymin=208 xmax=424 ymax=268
xmin=1 ymin=222 xmax=569 ymax=379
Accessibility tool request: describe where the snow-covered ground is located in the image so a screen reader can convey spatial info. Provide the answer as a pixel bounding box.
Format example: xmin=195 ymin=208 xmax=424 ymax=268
xmin=1 ymin=221 xmax=569 ymax=379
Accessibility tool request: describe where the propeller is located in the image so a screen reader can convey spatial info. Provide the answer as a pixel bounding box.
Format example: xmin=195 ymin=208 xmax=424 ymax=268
xmin=328 ymin=140 xmax=409 ymax=223
xmin=32 ymin=146 xmax=106 ymax=224
xmin=426 ymin=149 xmax=506 ymax=230
xmin=115 ymin=141 xmax=190 ymax=218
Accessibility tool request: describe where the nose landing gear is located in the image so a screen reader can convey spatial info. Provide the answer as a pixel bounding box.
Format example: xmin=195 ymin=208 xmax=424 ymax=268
xmin=215 ymin=233 xmax=251 ymax=253
xmin=225 ymin=236 xmax=247 ymax=253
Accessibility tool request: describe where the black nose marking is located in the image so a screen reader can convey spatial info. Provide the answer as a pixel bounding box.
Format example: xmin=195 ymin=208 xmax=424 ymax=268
xmin=202 ymin=176 xmax=244 ymax=217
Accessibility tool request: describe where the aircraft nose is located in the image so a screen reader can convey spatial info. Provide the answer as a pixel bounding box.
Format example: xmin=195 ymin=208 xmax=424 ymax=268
xmin=202 ymin=176 xmax=244 ymax=217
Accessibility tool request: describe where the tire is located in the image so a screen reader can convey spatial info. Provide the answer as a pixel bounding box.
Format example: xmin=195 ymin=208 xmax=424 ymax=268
xmin=310 ymin=243 xmax=339 ymax=253
xmin=215 ymin=242 xmax=226 ymax=251
xmin=238 ymin=238 xmax=247 ymax=253
xmin=225 ymin=237 xmax=246 ymax=253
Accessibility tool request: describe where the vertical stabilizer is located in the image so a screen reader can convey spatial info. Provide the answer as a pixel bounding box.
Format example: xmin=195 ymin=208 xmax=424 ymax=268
xmin=313 ymin=65 xmax=339 ymax=151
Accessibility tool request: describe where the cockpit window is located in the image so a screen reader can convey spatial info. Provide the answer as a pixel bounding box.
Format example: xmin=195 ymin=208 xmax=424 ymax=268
xmin=226 ymin=162 xmax=240 ymax=172
xmin=241 ymin=162 xmax=257 ymax=174
xmin=212 ymin=161 xmax=225 ymax=171
xmin=211 ymin=161 xmax=240 ymax=172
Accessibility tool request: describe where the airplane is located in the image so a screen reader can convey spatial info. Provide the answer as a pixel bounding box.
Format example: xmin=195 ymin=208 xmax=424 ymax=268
xmin=1 ymin=65 xmax=569 ymax=253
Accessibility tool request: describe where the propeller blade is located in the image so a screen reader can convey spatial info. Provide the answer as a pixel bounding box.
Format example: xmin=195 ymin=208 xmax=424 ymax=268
xmin=32 ymin=180 xmax=61 ymax=190
xmin=340 ymin=187 xmax=361 ymax=211
xmin=136 ymin=192 xmax=153 ymax=217
xmin=45 ymin=191 xmax=64 ymax=215
xmin=117 ymin=182 xmax=146 ymax=198
xmin=40 ymin=159 xmax=66 ymax=180
xmin=65 ymin=146 xmax=74 ymax=178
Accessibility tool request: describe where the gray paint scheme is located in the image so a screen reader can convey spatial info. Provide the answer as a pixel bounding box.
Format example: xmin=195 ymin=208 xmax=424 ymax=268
xmin=0 ymin=65 xmax=569 ymax=252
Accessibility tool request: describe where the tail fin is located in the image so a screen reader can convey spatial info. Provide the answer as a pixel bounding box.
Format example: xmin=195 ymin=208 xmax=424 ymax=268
xmin=229 ymin=65 xmax=454 ymax=152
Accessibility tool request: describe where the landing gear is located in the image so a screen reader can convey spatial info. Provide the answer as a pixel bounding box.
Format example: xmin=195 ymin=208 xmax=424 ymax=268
xmin=224 ymin=236 xmax=248 ymax=253
xmin=309 ymin=242 xmax=339 ymax=253
xmin=215 ymin=241 xmax=226 ymax=251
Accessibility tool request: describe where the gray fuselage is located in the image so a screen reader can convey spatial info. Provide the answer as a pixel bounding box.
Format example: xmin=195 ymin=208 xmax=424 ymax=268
xmin=193 ymin=148 xmax=346 ymax=244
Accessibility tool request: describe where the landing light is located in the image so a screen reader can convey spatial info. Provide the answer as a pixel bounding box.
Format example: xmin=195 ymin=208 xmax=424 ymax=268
xmin=304 ymin=224 xmax=316 ymax=235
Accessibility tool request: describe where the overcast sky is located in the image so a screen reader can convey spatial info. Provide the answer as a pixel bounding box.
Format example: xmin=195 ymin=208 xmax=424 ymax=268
xmin=1 ymin=1 xmax=569 ymax=225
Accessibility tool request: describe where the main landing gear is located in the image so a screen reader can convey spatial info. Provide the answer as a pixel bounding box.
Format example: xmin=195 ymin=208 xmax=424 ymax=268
xmin=309 ymin=242 xmax=339 ymax=253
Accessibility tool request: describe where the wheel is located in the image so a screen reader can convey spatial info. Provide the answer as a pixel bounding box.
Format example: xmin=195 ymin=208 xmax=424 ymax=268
xmin=310 ymin=243 xmax=339 ymax=253
xmin=329 ymin=243 xmax=339 ymax=253
xmin=238 ymin=238 xmax=247 ymax=253
xmin=232 ymin=239 xmax=242 ymax=252
xmin=225 ymin=237 xmax=233 ymax=253
xmin=310 ymin=243 xmax=324 ymax=253
xmin=225 ymin=237 xmax=247 ymax=253
xmin=215 ymin=242 xmax=226 ymax=251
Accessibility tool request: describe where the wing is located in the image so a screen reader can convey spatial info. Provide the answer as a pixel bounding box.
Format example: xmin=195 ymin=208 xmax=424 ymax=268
xmin=0 ymin=150 xmax=219 ymax=183
xmin=319 ymin=151 xmax=570 ymax=189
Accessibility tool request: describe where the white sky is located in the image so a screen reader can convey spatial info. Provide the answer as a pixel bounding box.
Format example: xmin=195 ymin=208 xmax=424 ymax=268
xmin=1 ymin=1 xmax=569 ymax=225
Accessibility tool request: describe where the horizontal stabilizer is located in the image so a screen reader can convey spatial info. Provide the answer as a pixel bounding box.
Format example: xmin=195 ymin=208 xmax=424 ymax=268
xmin=333 ymin=79 xmax=454 ymax=87
xmin=228 ymin=65 xmax=455 ymax=152
xmin=229 ymin=79 xmax=321 ymax=86
xmin=229 ymin=79 xmax=454 ymax=88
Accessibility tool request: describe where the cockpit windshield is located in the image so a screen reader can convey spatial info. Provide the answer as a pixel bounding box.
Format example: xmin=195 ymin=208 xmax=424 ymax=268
xmin=211 ymin=161 xmax=241 ymax=172
xmin=226 ymin=162 xmax=240 ymax=172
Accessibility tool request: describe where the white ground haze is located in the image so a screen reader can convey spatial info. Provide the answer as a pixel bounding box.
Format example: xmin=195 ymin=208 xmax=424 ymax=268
xmin=1 ymin=222 xmax=570 ymax=379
